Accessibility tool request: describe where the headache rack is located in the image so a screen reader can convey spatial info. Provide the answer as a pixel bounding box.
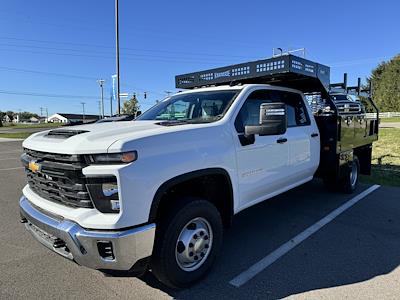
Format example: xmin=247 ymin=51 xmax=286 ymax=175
xmin=176 ymin=54 xmax=331 ymax=97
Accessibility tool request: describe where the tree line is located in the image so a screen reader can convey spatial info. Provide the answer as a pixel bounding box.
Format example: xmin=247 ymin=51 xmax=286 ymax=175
xmin=368 ymin=54 xmax=400 ymax=111
xmin=0 ymin=111 xmax=40 ymax=127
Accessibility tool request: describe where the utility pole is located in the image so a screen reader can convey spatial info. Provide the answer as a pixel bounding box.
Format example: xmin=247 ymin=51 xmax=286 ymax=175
xmin=115 ymin=0 xmax=121 ymax=115
xmin=98 ymin=101 xmax=102 ymax=118
xmin=81 ymin=102 xmax=86 ymax=123
xmin=40 ymin=107 xmax=43 ymax=117
xmin=97 ymin=79 xmax=105 ymax=118
xmin=46 ymin=107 xmax=48 ymax=123
xmin=110 ymin=95 xmax=113 ymax=116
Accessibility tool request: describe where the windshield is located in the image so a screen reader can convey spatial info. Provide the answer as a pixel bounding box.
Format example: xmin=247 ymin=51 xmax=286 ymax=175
xmin=137 ymin=90 xmax=239 ymax=123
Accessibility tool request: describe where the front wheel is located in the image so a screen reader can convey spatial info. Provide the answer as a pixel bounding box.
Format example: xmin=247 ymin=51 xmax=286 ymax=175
xmin=151 ymin=198 xmax=223 ymax=288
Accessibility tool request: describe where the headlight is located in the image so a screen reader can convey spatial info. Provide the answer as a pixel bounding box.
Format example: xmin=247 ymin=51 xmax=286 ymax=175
xmin=86 ymin=177 xmax=120 ymax=213
xmin=87 ymin=151 xmax=137 ymax=164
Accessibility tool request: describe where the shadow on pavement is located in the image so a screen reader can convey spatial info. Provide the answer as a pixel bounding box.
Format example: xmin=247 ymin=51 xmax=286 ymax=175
xmin=111 ymin=181 xmax=400 ymax=299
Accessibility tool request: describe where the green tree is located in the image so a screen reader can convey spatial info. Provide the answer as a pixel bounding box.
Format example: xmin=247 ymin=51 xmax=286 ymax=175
xmin=20 ymin=112 xmax=39 ymax=120
xmin=368 ymin=55 xmax=400 ymax=111
xmin=121 ymin=94 xmax=140 ymax=115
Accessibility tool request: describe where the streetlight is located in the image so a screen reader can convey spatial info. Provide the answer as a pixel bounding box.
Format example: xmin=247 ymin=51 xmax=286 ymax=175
xmin=81 ymin=102 xmax=86 ymax=123
xmin=97 ymin=79 xmax=105 ymax=118
xmin=115 ymin=0 xmax=121 ymax=115
xmin=165 ymin=91 xmax=172 ymax=97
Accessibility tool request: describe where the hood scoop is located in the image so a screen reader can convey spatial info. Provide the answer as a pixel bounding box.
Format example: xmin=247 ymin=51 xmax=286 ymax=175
xmin=46 ymin=129 xmax=89 ymax=139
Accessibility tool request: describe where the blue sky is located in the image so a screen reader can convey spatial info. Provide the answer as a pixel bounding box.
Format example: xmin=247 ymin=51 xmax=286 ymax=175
xmin=0 ymin=0 xmax=399 ymax=116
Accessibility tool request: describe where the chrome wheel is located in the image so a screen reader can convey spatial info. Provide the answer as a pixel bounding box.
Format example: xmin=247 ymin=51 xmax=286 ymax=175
xmin=350 ymin=161 xmax=358 ymax=188
xmin=175 ymin=217 xmax=213 ymax=272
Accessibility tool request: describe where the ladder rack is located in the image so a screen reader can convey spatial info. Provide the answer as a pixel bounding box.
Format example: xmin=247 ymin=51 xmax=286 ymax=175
xmin=175 ymin=54 xmax=330 ymax=96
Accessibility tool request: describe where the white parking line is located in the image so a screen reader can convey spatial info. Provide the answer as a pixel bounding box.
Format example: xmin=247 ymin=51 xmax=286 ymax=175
xmin=229 ymin=184 xmax=381 ymax=287
xmin=0 ymin=167 xmax=24 ymax=171
xmin=0 ymin=150 xmax=22 ymax=154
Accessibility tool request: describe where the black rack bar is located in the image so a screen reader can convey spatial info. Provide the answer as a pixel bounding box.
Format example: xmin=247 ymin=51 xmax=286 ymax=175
xmin=175 ymin=54 xmax=330 ymax=96
xmin=330 ymin=73 xmax=348 ymax=90
xmin=331 ymin=73 xmax=372 ymax=97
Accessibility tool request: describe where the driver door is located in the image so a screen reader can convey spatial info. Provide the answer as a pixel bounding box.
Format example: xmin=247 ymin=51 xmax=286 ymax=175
xmin=234 ymin=89 xmax=290 ymax=209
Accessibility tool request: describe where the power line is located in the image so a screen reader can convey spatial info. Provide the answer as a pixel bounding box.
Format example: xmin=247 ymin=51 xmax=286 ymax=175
xmin=0 ymin=37 xmax=256 ymax=60
xmin=2 ymin=40 xmax=389 ymax=67
xmin=0 ymin=89 xmax=99 ymax=100
xmin=0 ymin=47 xmax=235 ymax=65
xmin=0 ymin=66 xmax=98 ymax=80
xmin=0 ymin=65 xmax=167 ymax=96
xmin=0 ymin=38 xmax=389 ymax=68
xmin=0 ymin=12 xmax=275 ymax=51
xmin=0 ymin=12 xmax=104 ymax=32
xmin=0 ymin=43 xmax=243 ymax=64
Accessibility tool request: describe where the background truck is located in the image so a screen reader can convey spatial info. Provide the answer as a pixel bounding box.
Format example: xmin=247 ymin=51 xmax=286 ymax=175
xmin=19 ymin=54 xmax=378 ymax=288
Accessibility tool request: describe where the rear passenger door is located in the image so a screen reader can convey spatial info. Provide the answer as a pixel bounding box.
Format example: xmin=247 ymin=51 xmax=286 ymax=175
xmin=279 ymin=91 xmax=319 ymax=183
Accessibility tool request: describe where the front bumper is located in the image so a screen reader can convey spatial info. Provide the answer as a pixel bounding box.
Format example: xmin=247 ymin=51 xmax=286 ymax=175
xmin=19 ymin=196 xmax=156 ymax=270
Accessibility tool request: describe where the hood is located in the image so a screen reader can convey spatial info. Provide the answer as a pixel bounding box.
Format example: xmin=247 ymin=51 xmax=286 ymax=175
xmin=22 ymin=120 xmax=191 ymax=154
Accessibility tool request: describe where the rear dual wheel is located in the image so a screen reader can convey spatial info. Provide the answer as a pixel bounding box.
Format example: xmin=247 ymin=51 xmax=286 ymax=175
xmin=343 ymin=155 xmax=360 ymax=194
xmin=323 ymin=155 xmax=360 ymax=194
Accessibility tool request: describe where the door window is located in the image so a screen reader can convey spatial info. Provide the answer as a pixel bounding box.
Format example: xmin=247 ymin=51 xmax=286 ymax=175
xmin=235 ymin=90 xmax=310 ymax=133
xmin=279 ymin=91 xmax=310 ymax=127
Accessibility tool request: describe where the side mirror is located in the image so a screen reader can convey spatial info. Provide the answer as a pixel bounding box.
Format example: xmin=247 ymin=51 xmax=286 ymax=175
xmin=245 ymin=102 xmax=287 ymax=136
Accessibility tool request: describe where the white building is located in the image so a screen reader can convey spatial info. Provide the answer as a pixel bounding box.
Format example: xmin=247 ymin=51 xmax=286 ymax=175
xmin=47 ymin=113 xmax=100 ymax=124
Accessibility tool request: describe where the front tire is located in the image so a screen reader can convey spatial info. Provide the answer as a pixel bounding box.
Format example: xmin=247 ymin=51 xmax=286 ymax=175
xmin=151 ymin=198 xmax=223 ymax=288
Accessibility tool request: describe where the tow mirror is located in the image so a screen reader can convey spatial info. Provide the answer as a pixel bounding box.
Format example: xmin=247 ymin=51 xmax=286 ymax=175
xmin=245 ymin=102 xmax=287 ymax=136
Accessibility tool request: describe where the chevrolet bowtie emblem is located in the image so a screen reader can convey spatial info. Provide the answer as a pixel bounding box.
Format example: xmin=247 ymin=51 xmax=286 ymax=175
xmin=28 ymin=160 xmax=41 ymax=173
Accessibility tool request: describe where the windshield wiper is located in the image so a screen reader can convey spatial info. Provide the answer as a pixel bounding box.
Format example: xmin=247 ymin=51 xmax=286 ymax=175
xmin=186 ymin=115 xmax=223 ymax=124
xmin=156 ymin=120 xmax=190 ymax=126
xmin=156 ymin=115 xmax=223 ymax=126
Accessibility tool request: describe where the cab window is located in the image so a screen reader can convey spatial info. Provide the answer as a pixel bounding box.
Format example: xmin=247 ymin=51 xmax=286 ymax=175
xmin=234 ymin=90 xmax=310 ymax=133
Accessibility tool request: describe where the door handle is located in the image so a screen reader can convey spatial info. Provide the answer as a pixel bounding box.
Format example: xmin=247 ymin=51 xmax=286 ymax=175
xmin=311 ymin=133 xmax=319 ymax=138
xmin=276 ymin=138 xmax=287 ymax=144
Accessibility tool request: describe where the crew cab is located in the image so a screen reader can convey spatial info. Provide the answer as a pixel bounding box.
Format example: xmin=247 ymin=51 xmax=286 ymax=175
xmin=19 ymin=55 xmax=378 ymax=288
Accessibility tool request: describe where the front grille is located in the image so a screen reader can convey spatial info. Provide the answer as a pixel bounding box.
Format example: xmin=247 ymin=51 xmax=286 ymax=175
xmin=335 ymin=101 xmax=362 ymax=114
xmin=22 ymin=148 xmax=93 ymax=208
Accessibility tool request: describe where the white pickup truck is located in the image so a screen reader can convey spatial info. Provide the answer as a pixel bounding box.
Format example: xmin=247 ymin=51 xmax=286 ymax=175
xmin=19 ymin=55 xmax=378 ymax=288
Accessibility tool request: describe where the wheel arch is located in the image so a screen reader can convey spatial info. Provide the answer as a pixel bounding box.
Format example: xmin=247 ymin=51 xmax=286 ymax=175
xmin=148 ymin=168 xmax=234 ymax=227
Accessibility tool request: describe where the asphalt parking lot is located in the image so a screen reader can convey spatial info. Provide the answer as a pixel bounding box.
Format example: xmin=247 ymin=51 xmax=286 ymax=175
xmin=0 ymin=126 xmax=55 ymax=134
xmin=1 ymin=140 xmax=400 ymax=299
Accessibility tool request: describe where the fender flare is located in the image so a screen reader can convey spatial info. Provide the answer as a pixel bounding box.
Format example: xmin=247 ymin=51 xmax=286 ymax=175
xmin=148 ymin=168 xmax=234 ymax=222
